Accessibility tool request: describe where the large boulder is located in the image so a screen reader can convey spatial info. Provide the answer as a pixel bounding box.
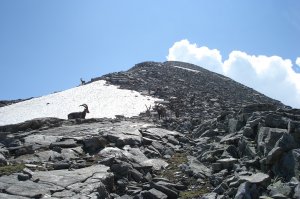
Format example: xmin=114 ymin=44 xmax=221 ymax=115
xmin=271 ymin=149 xmax=300 ymax=181
xmin=257 ymin=127 xmax=287 ymax=156
xmin=234 ymin=182 xmax=258 ymax=199
xmin=288 ymin=121 xmax=300 ymax=147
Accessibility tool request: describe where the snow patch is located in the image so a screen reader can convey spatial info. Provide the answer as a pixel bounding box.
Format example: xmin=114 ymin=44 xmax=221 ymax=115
xmin=0 ymin=80 xmax=161 ymax=126
xmin=173 ymin=65 xmax=200 ymax=73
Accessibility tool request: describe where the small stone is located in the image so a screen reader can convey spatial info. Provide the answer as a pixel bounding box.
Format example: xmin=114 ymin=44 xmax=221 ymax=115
xmin=22 ymin=168 xmax=34 ymax=178
xmin=0 ymin=153 xmax=7 ymax=166
xmin=140 ymin=188 xmax=168 ymax=199
xmin=212 ymin=163 xmax=222 ymax=173
xmin=18 ymin=173 xmax=30 ymax=181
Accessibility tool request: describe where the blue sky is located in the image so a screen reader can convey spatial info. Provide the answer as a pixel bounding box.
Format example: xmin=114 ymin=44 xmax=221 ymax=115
xmin=1 ymin=1 xmax=300 ymax=107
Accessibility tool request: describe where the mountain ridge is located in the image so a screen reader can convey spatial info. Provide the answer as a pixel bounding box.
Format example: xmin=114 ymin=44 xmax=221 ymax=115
xmin=1 ymin=61 xmax=300 ymax=199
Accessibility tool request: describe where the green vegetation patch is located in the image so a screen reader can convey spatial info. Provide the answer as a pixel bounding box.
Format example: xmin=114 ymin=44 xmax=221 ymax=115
xmin=0 ymin=164 xmax=25 ymax=176
xmin=160 ymin=152 xmax=188 ymax=182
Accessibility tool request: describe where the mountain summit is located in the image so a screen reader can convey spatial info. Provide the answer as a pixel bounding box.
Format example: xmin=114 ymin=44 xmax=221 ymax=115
xmin=0 ymin=61 xmax=299 ymax=199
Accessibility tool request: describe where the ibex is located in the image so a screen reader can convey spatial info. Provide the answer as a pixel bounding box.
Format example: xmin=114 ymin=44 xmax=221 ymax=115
xmin=154 ymin=104 xmax=166 ymax=120
xmin=68 ymin=104 xmax=89 ymax=119
xmin=145 ymin=105 xmax=152 ymax=117
xmin=80 ymin=78 xmax=86 ymax=85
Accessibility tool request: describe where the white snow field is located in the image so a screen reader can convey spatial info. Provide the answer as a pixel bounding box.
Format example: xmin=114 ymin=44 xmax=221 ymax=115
xmin=0 ymin=80 xmax=161 ymax=126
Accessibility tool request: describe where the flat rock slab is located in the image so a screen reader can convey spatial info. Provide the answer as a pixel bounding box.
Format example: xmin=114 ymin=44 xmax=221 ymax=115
xmin=0 ymin=165 xmax=112 ymax=198
xmin=33 ymin=164 xmax=110 ymax=188
xmin=24 ymin=134 xmax=62 ymax=148
xmin=239 ymin=172 xmax=270 ymax=184
xmin=99 ymin=146 xmax=168 ymax=170
xmin=146 ymin=128 xmax=180 ymax=138
xmin=141 ymin=159 xmax=169 ymax=170
xmin=0 ymin=193 xmax=30 ymax=199
xmin=188 ymin=156 xmax=211 ymax=176
xmin=5 ymin=179 xmax=63 ymax=198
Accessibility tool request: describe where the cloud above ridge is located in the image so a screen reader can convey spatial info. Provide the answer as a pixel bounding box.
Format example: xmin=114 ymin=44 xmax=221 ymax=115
xmin=167 ymin=39 xmax=300 ymax=108
xmin=297 ymin=57 xmax=300 ymax=67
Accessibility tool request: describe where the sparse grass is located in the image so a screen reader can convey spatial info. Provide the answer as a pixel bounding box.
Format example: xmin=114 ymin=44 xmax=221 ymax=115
xmin=158 ymin=152 xmax=212 ymax=199
xmin=160 ymin=152 xmax=188 ymax=182
xmin=0 ymin=163 xmax=25 ymax=176
xmin=180 ymin=187 xmax=210 ymax=199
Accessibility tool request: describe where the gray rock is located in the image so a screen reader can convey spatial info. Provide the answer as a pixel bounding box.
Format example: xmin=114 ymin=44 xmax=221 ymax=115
xmin=272 ymin=149 xmax=300 ymax=181
xmin=61 ymin=146 xmax=83 ymax=161
xmin=267 ymin=180 xmax=292 ymax=198
xmin=294 ymin=183 xmax=300 ymax=199
xmin=17 ymin=173 xmax=30 ymax=181
xmin=242 ymin=127 xmax=254 ymax=138
xmin=217 ymin=158 xmax=238 ymax=170
xmin=229 ymin=118 xmax=239 ymax=133
xmin=22 ymin=168 xmax=34 ymax=178
xmin=224 ymin=145 xmax=239 ymax=158
xmin=239 ymin=172 xmax=270 ymax=185
xmin=200 ymin=129 xmax=219 ymax=138
xmin=234 ymin=182 xmax=258 ymax=199
xmin=201 ymin=192 xmax=218 ymax=199
xmin=257 ymin=127 xmax=287 ymax=156
xmin=265 ymin=113 xmax=289 ymax=129
xmin=212 ymin=163 xmax=223 ymax=173
xmin=5 ymin=180 xmax=63 ymax=198
xmin=111 ymin=161 xmax=132 ymax=178
xmin=275 ymin=133 xmax=296 ymax=152
xmin=151 ymin=141 xmax=165 ymax=154
xmin=49 ymin=139 xmax=78 ymax=149
xmin=8 ymin=145 xmax=34 ymax=156
xmin=167 ymin=135 xmax=179 ymax=145
xmin=129 ymin=168 xmax=144 ymax=182
xmin=150 ymin=182 xmax=178 ymax=198
xmin=140 ymin=188 xmax=168 ymax=199
xmin=213 ymin=182 xmax=229 ymax=195
xmin=24 ymin=134 xmax=62 ymax=150
xmin=15 ymin=150 xmax=62 ymax=163
xmin=155 ymin=180 xmax=186 ymax=190
xmin=141 ymin=159 xmax=168 ymax=171
xmin=32 ymin=164 xmax=111 ymax=188
xmin=266 ymin=147 xmax=284 ymax=165
xmin=82 ymin=136 xmax=107 ymax=153
xmin=238 ymin=139 xmax=256 ymax=158
xmin=220 ymin=133 xmax=242 ymax=145
xmin=52 ymin=190 xmax=75 ymax=198
xmin=288 ymin=120 xmax=300 ymax=147
xmin=0 ymin=193 xmax=30 ymax=199
xmin=188 ymin=156 xmax=211 ymax=177
xmin=145 ymin=128 xmax=180 ymax=138
xmin=0 ymin=153 xmax=7 ymax=166
xmin=53 ymin=162 xmax=70 ymax=170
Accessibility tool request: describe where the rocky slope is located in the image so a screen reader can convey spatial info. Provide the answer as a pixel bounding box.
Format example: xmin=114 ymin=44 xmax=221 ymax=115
xmin=0 ymin=61 xmax=300 ymax=199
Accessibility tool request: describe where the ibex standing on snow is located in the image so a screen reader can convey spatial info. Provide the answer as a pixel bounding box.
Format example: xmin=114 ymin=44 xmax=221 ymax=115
xmin=68 ymin=104 xmax=90 ymax=119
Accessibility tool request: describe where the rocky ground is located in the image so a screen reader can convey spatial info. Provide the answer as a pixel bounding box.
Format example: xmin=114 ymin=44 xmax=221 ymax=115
xmin=0 ymin=98 xmax=32 ymax=108
xmin=1 ymin=61 xmax=300 ymax=198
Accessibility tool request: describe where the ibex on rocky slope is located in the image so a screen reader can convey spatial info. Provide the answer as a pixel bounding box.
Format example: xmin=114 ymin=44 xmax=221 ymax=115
xmin=68 ymin=104 xmax=90 ymax=119
xmin=154 ymin=104 xmax=166 ymax=120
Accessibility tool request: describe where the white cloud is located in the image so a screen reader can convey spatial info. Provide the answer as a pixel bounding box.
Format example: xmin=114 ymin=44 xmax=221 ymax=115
xmin=167 ymin=39 xmax=223 ymax=74
xmin=167 ymin=39 xmax=300 ymax=108
xmin=296 ymin=57 xmax=300 ymax=67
